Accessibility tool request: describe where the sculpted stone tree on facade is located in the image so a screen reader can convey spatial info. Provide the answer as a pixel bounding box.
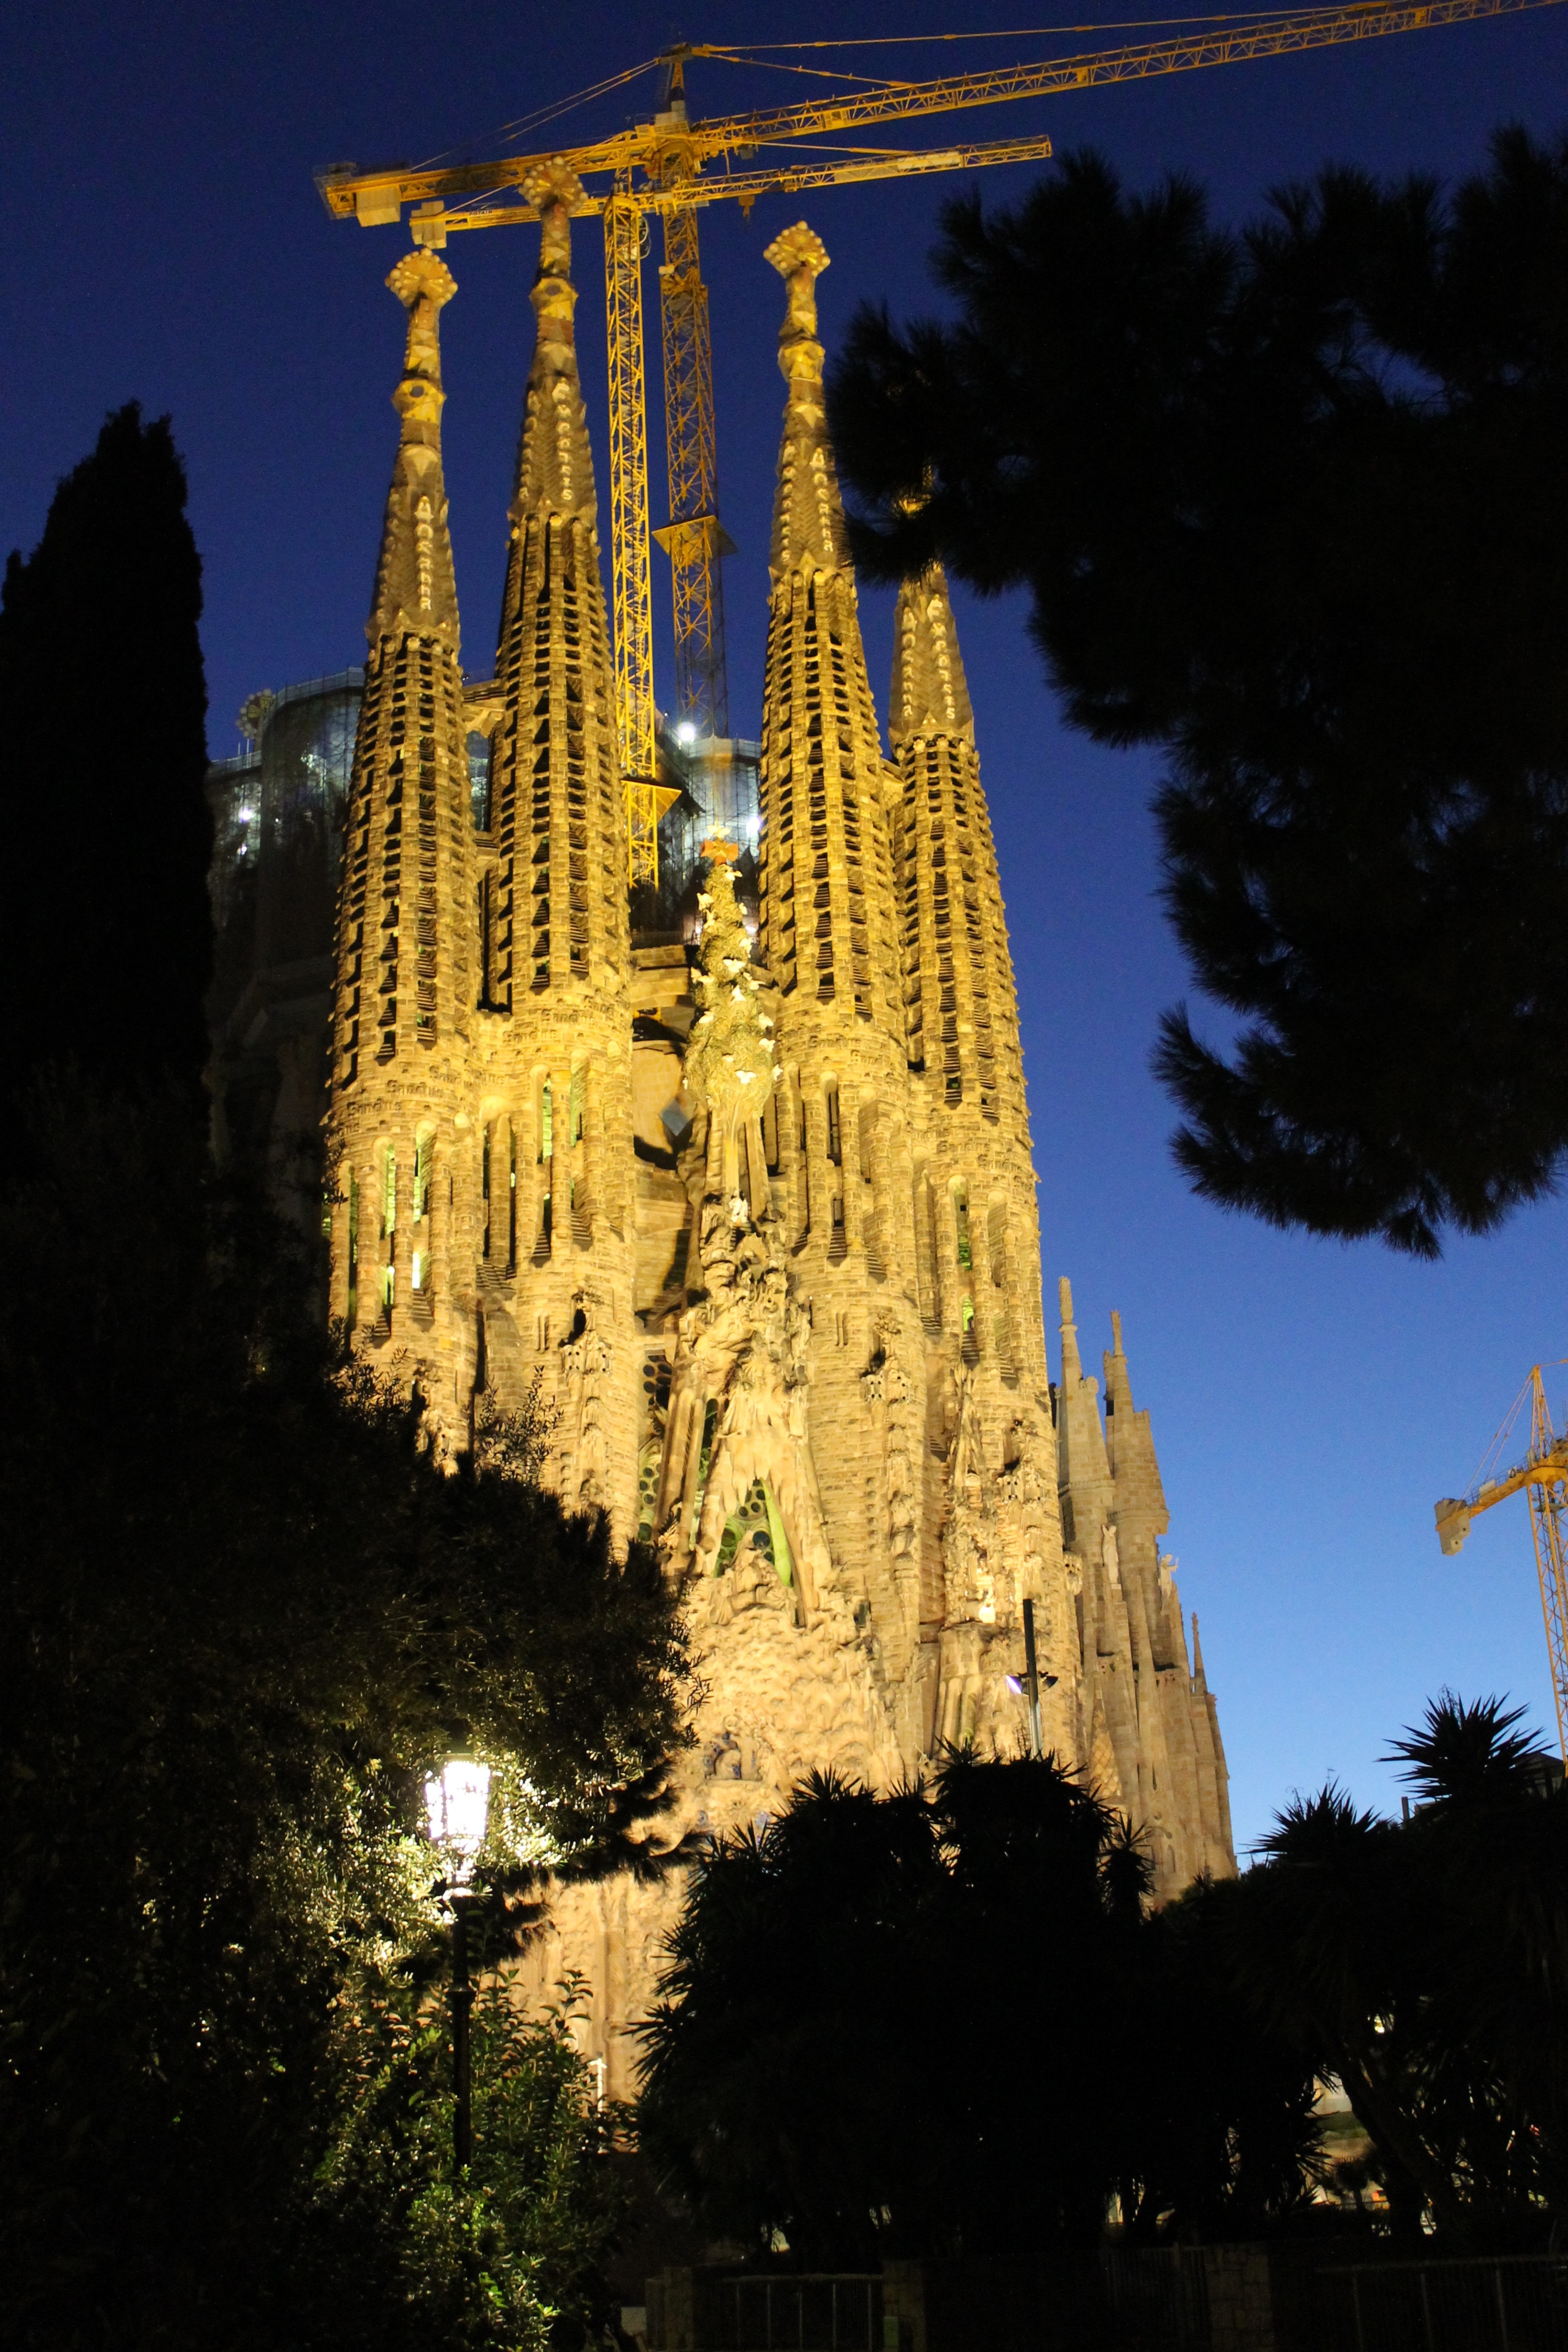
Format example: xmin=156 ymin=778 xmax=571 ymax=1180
xmin=685 ymin=839 xmax=777 ymax=1222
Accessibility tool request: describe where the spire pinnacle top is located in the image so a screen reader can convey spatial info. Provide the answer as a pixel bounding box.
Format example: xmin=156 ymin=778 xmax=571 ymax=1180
xmin=386 ymin=249 xmax=455 ymax=451
xmin=765 ymin=222 xmax=830 ymax=368
xmin=1058 ymin=1276 xmax=1082 ymax=1380
xmin=889 ymin=564 xmax=974 ymax=747
xmin=522 ymin=159 xmax=586 ymax=284
xmin=367 ymin=249 xmax=459 ymax=646
xmin=509 ymin=160 xmax=595 ymax=525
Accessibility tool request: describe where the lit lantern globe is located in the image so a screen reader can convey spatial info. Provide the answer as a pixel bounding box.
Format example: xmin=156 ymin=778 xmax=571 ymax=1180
xmin=423 ymin=1752 xmax=492 ymax=1879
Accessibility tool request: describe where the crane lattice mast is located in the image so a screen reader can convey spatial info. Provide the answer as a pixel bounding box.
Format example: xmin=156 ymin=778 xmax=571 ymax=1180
xmin=1436 ymin=1365 xmax=1568 ymax=1763
xmin=317 ymin=0 xmax=1566 ymax=885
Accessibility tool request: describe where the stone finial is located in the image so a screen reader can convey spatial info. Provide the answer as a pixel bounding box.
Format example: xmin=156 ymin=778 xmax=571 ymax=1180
xmin=386 ymin=249 xmax=456 ymax=443
xmin=765 ymin=222 xmax=830 ymax=362
xmin=1110 ymin=1308 xmax=1124 ymax=1355
xmin=1192 ymin=1613 xmax=1208 ymax=1691
xmin=522 ymin=158 xmax=585 ymax=279
xmin=1058 ymin=1275 xmax=1075 ymax=1328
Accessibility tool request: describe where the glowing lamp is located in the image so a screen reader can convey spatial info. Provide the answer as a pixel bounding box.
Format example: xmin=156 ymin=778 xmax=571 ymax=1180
xmin=423 ymin=1751 xmax=491 ymax=1878
xmin=677 ymin=721 xmax=696 ymax=745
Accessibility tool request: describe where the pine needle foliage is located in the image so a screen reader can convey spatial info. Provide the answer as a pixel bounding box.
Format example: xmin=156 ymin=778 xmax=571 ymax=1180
xmin=829 ymin=128 xmax=1568 ymax=1254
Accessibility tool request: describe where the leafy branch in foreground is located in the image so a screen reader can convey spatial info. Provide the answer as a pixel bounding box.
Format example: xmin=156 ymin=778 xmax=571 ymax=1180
xmin=0 ymin=1069 xmax=694 ymax=2349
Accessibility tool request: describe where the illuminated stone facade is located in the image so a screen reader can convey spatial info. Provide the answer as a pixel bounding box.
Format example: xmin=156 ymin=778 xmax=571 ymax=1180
xmin=328 ymin=192 xmax=1235 ymax=2091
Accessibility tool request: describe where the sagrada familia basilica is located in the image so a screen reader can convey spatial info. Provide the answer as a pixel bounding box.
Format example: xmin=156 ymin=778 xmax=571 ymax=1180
xmin=319 ymin=159 xmax=1233 ymax=2084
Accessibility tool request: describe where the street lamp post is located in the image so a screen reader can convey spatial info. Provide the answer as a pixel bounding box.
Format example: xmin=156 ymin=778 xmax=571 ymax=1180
xmin=423 ymin=1750 xmax=492 ymax=2172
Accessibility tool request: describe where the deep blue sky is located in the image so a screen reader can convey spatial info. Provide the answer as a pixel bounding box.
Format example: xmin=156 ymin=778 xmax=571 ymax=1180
xmin=9 ymin=2 xmax=1567 ymax=1852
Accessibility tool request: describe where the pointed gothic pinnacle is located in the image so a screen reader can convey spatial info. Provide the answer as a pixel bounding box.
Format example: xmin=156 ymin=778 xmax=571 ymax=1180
xmin=387 ymin=249 xmax=455 ymax=451
xmin=522 ymin=158 xmax=585 ymax=289
xmin=1058 ymin=1276 xmax=1083 ymax=1381
xmin=889 ymin=566 xmax=975 ymax=748
xmin=765 ymin=222 xmax=830 ymax=382
xmin=1192 ymin=1613 xmax=1208 ymax=1692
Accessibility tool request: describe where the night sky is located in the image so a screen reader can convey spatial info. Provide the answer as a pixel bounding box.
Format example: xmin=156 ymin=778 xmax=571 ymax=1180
xmin=10 ymin=0 xmax=1567 ymax=1850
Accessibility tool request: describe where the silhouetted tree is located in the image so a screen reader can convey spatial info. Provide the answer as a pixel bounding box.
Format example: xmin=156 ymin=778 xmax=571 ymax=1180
xmin=0 ymin=1071 xmax=694 ymax=2350
xmin=638 ymin=1751 xmax=1318 ymax=2263
xmin=829 ymin=128 xmax=1568 ymax=1256
xmin=0 ymin=404 xmax=213 ymax=1098
xmin=1222 ymin=1694 xmax=1568 ymax=2244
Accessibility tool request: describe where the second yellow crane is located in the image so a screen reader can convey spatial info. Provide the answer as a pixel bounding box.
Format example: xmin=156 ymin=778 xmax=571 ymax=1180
xmin=1436 ymin=1365 xmax=1568 ymax=1764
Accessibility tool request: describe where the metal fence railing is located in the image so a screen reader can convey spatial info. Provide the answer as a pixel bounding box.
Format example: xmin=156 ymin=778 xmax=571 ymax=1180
xmin=1099 ymin=2247 xmax=1212 ymax=2348
xmin=720 ymin=2276 xmax=883 ymax=2352
xmin=1319 ymin=2255 xmax=1568 ymax=2352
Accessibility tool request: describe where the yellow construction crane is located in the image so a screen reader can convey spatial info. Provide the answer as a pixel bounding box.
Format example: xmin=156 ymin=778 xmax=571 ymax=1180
xmin=317 ymin=0 xmax=1565 ymax=884
xmin=1436 ymin=1365 xmax=1568 ymax=1763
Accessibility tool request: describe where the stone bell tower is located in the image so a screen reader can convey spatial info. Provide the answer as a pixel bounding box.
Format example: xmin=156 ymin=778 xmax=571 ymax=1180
xmin=326 ymin=246 xmax=479 ymax=1447
xmin=471 ymin=159 xmax=638 ymax=1542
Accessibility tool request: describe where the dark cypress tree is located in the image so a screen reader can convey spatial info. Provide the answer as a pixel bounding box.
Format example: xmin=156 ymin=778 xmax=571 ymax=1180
xmin=0 ymin=404 xmax=212 ymax=1098
xmin=828 ymin=128 xmax=1568 ymax=1256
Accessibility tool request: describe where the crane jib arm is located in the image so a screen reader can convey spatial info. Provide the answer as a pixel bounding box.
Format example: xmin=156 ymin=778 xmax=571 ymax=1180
xmin=314 ymin=0 xmax=1565 ymax=227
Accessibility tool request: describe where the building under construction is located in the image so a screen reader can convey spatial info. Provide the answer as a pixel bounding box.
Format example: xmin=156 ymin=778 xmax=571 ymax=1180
xmin=235 ymin=175 xmax=1237 ymax=2089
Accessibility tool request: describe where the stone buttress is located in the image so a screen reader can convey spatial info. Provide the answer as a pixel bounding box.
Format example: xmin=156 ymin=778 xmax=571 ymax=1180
xmin=327 ymin=249 xmax=480 ymax=1446
xmin=889 ymin=567 xmax=1070 ymax=1760
xmin=473 ymin=162 xmax=638 ymax=1544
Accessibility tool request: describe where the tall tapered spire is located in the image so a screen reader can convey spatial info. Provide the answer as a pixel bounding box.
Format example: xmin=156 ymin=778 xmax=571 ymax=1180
xmin=333 ymin=248 xmax=473 ymax=1091
xmin=890 ymin=564 xmax=1023 ymax=1128
xmin=486 ymin=160 xmax=628 ymax=1008
xmin=755 ymin=222 xmax=901 ymax=1040
xmin=328 ymin=247 xmax=478 ymax=1442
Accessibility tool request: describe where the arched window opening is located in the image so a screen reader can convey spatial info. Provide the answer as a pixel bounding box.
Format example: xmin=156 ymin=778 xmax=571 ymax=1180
xmin=712 ymin=1478 xmax=794 ymax=1588
xmin=954 ymin=1185 xmax=972 ymax=1272
xmin=824 ymin=1080 xmax=842 ymax=1165
xmin=480 ymin=1123 xmax=492 ymax=1261
xmin=413 ymin=1131 xmax=433 ymax=1223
